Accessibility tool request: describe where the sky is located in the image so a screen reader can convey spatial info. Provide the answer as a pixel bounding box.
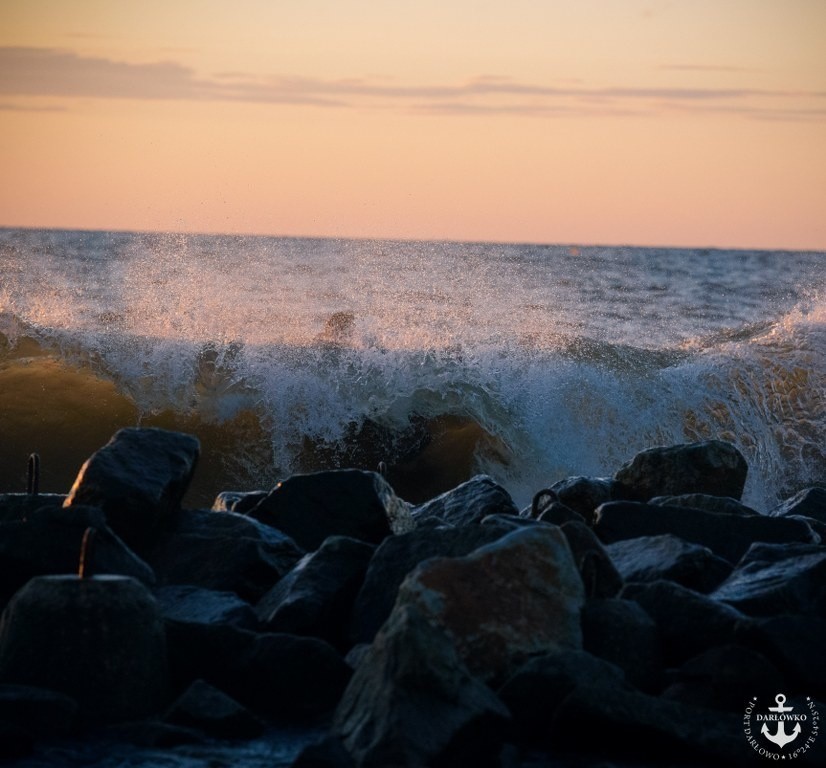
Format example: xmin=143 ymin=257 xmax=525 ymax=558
xmin=1 ymin=0 xmax=825 ymax=249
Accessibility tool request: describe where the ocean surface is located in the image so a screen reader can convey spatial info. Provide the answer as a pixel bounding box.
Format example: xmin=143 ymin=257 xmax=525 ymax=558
xmin=1 ymin=228 xmax=824 ymax=511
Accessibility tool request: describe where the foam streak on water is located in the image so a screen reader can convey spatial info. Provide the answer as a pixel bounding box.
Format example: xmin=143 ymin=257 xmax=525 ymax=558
xmin=1 ymin=229 xmax=823 ymax=509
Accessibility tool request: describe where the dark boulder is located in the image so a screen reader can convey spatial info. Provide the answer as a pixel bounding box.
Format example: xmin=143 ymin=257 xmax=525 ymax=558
xmin=411 ymin=474 xmax=518 ymax=527
xmin=538 ymin=501 xmax=585 ymax=526
xmin=104 ymin=719 xmax=203 ymax=748
xmin=594 ymin=501 xmax=817 ymax=563
xmin=333 ymin=604 xmax=510 ymax=768
xmin=621 ymin=580 xmax=751 ymax=664
xmin=605 ymin=534 xmax=732 ymax=593
xmin=349 ymin=522 xmax=512 ymax=645
xmin=559 ymin=520 xmax=623 ymax=598
xmin=0 ymin=575 xmax=167 ymax=725
xmin=0 ymin=684 xmax=78 ymax=741
xmin=0 ymin=493 xmax=64 ymax=523
xmin=548 ymin=476 xmax=619 ymax=524
xmin=155 ymin=585 xmax=258 ymax=629
xmin=614 ymin=440 xmax=748 ymax=501
xmin=256 ymin=536 xmax=374 ymax=649
xmin=650 ymin=493 xmax=758 ymax=516
xmin=291 ymin=735 xmax=356 ymax=768
xmin=769 ymin=487 xmax=826 ymax=524
xmin=249 ymin=470 xmax=413 ymax=551
xmin=711 ymin=542 xmax=826 ymax=617
xmin=63 ymin=427 xmax=200 ymax=551
xmin=163 ymin=679 xmax=263 ymax=739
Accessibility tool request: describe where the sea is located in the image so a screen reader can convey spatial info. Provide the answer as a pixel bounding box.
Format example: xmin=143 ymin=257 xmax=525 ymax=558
xmin=1 ymin=228 xmax=824 ymax=513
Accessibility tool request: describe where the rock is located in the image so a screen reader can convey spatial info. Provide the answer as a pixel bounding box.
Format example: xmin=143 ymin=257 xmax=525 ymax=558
xmin=411 ymin=475 xmax=518 ymax=527
xmin=605 ymin=534 xmax=732 ymax=593
xmin=333 ymin=604 xmax=510 ymax=768
xmin=155 ymin=585 xmax=258 ymax=629
xmin=662 ymin=644 xmax=785 ymax=711
xmin=769 ymin=487 xmax=826 ymax=524
xmin=711 ymin=542 xmax=826 ymax=617
xmin=650 ymin=493 xmax=758 ymax=516
xmin=0 ymin=505 xmax=155 ymax=607
xmin=0 ymin=575 xmax=167 ymax=725
xmin=0 ymin=684 xmax=78 ymax=741
xmin=480 ymin=513 xmax=551 ymax=531
xmin=164 ymin=679 xmax=263 ymax=739
xmin=594 ymin=501 xmax=817 ymax=563
xmin=291 ymin=735 xmax=356 ymax=768
xmin=498 ymin=650 xmax=628 ymax=741
xmin=580 ymin=598 xmax=663 ymax=693
xmin=559 ymin=521 xmax=623 ymax=598
xmin=548 ymin=476 xmax=619 ymax=524
xmin=164 ymin=620 xmax=351 ymax=719
xmin=395 ymin=526 xmax=585 ymax=685
xmin=621 ymin=580 xmax=751 ymax=664
xmin=349 ymin=522 xmax=512 ymax=645
xmin=614 ymin=440 xmax=748 ymax=501
xmin=256 ymin=536 xmax=374 ymax=649
xmin=0 ymin=493 xmax=65 ymax=523
xmin=249 ymin=470 xmax=412 ymax=551
xmin=537 ymin=502 xmax=585 ymax=526
xmin=104 ymin=719 xmax=204 ymax=748
xmin=211 ymin=490 xmax=268 ymax=514
xmin=63 ymin=428 xmax=200 ymax=550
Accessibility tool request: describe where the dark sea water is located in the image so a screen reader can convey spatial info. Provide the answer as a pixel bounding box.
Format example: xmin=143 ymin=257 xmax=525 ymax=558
xmin=1 ymin=228 xmax=824 ymax=511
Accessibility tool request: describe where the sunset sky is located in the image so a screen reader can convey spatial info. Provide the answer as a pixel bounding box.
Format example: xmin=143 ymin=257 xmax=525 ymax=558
xmin=1 ymin=0 xmax=824 ymax=249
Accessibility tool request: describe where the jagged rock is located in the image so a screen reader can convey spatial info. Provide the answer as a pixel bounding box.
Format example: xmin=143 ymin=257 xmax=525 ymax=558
xmin=63 ymin=428 xmax=200 ymax=550
xmin=662 ymin=644 xmax=785 ymax=711
xmin=480 ymin=513 xmax=551 ymax=531
xmin=498 ymin=650 xmax=628 ymax=741
xmin=256 ymin=536 xmax=374 ymax=649
xmin=711 ymin=542 xmax=826 ymax=617
xmin=0 ymin=684 xmax=78 ymax=741
xmin=291 ymin=735 xmax=356 ymax=768
xmin=594 ymin=501 xmax=817 ymax=563
xmin=538 ymin=502 xmax=585 ymax=526
xmin=0 ymin=505 xmax=155 ymax=607
xmin=769 ymin=487 xmax=826 ymax=524
xmin=163 ymin=679 xmax=263 ymax=739
xmin=0 ymin=493 xmax=64 ymax=523
xmin=249 ymin=470 xmax=412 ymax=551
xmin=395 ymin=526 xmax=585 ymax=685
xmin=211 ymin=490 xmax=268 ymax=514
xmin=164 ymin=620 xmax=351 ymax=718
xmin=349 ymin=522 xmax=513 ymax=645
xmin=621 ymin=580 xmax=751 ymax=664
xmin=0 ymin=575 xmax=167 ymax=725
xmin=605 ymin=534 xmax=732 ymax=593
xmin=581 ymin=598 xmax=663 ymax=693
xmin=548 ymin=476 xmax=619 ymax=524
xmin=333 ymin=604 xmax=510 ymax=768
xmin=560 ymin=521 xmax=623 ymax=598
xmin=650 ymin=493 xmax=758 ymax=516
xmin=155 ymin=585 xmax=257 ymax=629
xmin=411 ymin=475 xmax=518 ymax=527
xmin=614 ymin=440 xmax=748 ymax=501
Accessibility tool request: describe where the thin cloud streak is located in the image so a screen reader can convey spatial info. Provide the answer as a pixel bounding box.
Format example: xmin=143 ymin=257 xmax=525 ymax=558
xmin=1 ymin=47 xmax=823 ymax=121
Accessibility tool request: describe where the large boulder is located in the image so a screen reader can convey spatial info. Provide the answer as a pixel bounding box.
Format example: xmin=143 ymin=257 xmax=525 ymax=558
xmin=769 ymin=487 xmax=826 ymax=524
xmin=0 ymin=575 xmax=167 ymax=725
xmin=0 ymin=493 xmax=64 ymax=524
xmin=155 ymin=585 xmax=258 ymax=630
xmin=333 ymin=604 xmax=510 ymax=768
xmin=547 ymin=476 xmax=620 ymax=524
xmin=559 ymin=520 xmax=623 ymax=598
xmin=63 ymin=428 xmax=200 ymax=550
xmin=410 ymin=475 xmax=518 ymax=527
xmin=614 ymin=440 xmax=748 ymax=501
xmin=649 ymin=493 xmax=758 ymax=516
xmin=395 ymin=526 xmax=585 ymax=685
xmin=163 ymin=679 xmax=263 ymax=739
xmin=249 ymin=470 xmax=412 ymax=551
xmin=349 ymin=522 xmax=513 ymax=645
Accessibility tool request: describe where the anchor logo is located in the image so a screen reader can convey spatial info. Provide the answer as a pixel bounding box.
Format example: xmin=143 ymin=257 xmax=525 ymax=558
xmin=761 ymin=694 xmax=801 ymax=749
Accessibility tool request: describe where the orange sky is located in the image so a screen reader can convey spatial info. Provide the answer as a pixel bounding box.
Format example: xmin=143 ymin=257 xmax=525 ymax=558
xmin=1 ymin=0 xmax=825 ymax=249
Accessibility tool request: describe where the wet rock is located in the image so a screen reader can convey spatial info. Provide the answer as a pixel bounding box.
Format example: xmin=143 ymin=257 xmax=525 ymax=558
xmin=349 ymin=522 xmax=512 ymax=645
xmin=650 ymin=493 xmax=758 ymax=516
xmin=256 ymin=536 xmax=374 ymax=649
xmin=155 ymin=585 xmax=257 ymax=629
xmin=333 ymin=604 xmax=510 ymax=768
xmin=104 ymin=719 xmax=204 ymax=748
xmin=0 ymin=493 xmax=64 ymax=523
xmin=0 ymin=684 xmax=78 ymax=741
xmin=711 ymin=542 xmax=826 ymax=617
xmin=662 ymin=644 xmax=785 ymax=711
xmin=594 ymin=501 xmax=817 ymax=563
xmin=605 ymin=534 xmax=732 ymax=593
xmin=396 ymin=526 xmax=585 ymax=685
xmin=581 ymin=598 xmax=663 ymax=693
xmin=165 ymin=620 xmax=351 ymax=719
xmin=249 ymin=470 xmax=413 ymax=551
xmin=163 ymin=679 xmax=263 ymax=739
xmin=769 ymin=487 xmax=826 ymax=524
xmin=411 ymin=474 xmax=518 ymax=527
xmin=211 ymin=490 xmax=268 ymax=514
xmin=480 ymin=513 xmax=551 ymax=531
xmin=0 ymin=575 xmax=167 ymax=725
xmin=621 ymin=580 xmax=751 ymax=664
xmin=498 ymin=650 xmax=628 ymax=741
xmin=63 ymin=427 xmax=200 ymax=551
xmin=291 ymin=735 xmax=356 ymax=768
xmin=614 ymin=440 xmax=748 ymax=501
xmin=559 ymin=520 xmax=623 ymax=598
xmin=537 ymin=502 xmax=585 ymax=526
xmin=548 ymin=476 xmax=619 ymax=524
